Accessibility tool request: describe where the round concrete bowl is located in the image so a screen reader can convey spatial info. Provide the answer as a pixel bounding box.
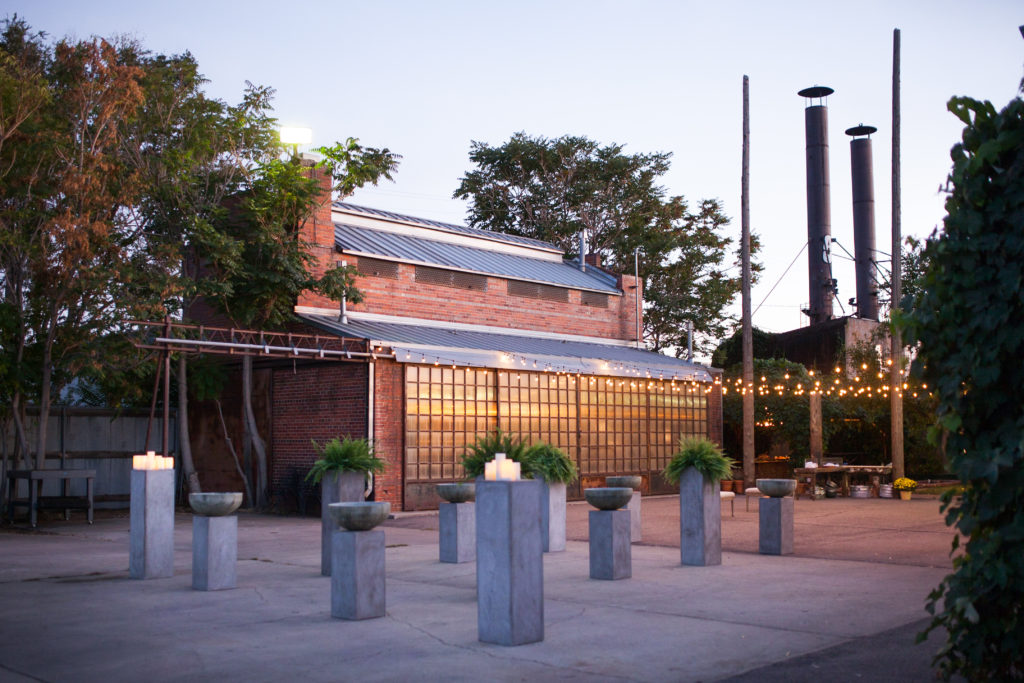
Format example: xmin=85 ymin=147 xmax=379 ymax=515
xmin=756 ymin=479 xmax=797 ymax=498
xmin=328 ymin=501 xmax=391 ymax=531
xmin=584 ymin=487 xmax=634 ymax=511
xmin=189 ymin=492 xmax=243 ymax=517
xmin=605 ymin=475 xmax=642 ymax=490
xmin=436 ymin=482 xmax=475 ymax=503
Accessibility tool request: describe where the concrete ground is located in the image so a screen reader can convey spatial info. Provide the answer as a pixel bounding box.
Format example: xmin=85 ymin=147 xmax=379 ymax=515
xmin=0 ymin=494 xmax=956 ymax=682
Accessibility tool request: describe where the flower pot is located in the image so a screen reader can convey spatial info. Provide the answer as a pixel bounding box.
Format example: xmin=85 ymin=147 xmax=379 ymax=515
xmin=732 ymin=479 xmax=744 ymax=493
xmin=720 ymin=479 xmax=734 ymax=493
xmin=899 ymin=490 xmax=912 ymax=501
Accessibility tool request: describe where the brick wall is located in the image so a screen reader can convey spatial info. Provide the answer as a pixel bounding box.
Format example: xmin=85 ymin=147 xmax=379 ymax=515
xmin=371 ymin=360 xmax=404 ymax=509
xmin=270 ymin=362 xmax=368 ymax=503
xmin=299 ymin=262 xmax=643 ymax=343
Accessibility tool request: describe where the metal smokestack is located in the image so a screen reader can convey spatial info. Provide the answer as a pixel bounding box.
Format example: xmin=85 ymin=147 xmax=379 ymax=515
xmin=846 ymin=124 xmax=879 ymax=321
xmin=799 ymin=85 xmax=835 ymax=325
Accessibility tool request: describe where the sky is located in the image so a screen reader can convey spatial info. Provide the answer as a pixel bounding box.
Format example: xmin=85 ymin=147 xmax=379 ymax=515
xmin=8 ymin=0 xmax=1023 ymax=340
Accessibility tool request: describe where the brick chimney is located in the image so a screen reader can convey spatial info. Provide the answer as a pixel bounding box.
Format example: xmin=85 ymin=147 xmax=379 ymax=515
xmin=296 ymin=156 xmax=338 ymax=311
xmin=584 ymin=253 xmax=603 ymax=269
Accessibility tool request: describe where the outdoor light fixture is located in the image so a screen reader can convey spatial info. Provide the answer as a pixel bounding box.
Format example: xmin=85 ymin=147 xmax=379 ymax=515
xmin=133 ymin=450 xmax=174 ymax=470
xmin=484 ymin=452 xmax=520 ymax=481
xmin=279 ymin=126 xmax=313 ymax=145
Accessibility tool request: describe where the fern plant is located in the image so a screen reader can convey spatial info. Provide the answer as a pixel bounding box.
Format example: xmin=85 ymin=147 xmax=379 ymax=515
xmin=526 ymin=442 xmax=578 ymax=485
xmin=662 ymin=436 xmax=734 ymax=485
xmin=460 ymin=429 xmax=535 ymax=479
xmin=306 ymin=437 xmax=385 ymax=484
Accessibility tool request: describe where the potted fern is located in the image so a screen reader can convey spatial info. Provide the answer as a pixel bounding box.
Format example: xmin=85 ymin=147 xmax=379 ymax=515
xmin=307 ymin=437 xmax=385 ymax=576
xmin=663 ymin=436 xmax=734 ymax=567
xmin=460 ymin=429 xmax=535 ymax=479
xmin=527 ymin=442 xmax=578 ymax=553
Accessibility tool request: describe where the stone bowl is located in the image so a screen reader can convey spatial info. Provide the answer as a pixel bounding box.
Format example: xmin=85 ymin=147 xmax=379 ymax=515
xmin=189 ymin=492 xmax=243 ymax=517
xmin=606 ymin=475 xmax=642 ymax=490
xmin=328 ymin=501 xmax=391 ymax=531
xmin=436 ymin=482 xmax=475 ymax=503
xmin=756 ymin=478 xmax=797 ymax=498
xmin=584 ymin=487 xmax=634 ymax=511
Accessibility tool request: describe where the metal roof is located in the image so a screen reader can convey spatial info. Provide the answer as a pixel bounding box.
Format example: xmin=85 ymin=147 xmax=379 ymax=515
xmin=335 ymin=223 xmax=620 ymax=294
xmin=300 ymin=314 xmax=714 ymax=382
xmin=333 ymin=202 xmax=558 ymax=251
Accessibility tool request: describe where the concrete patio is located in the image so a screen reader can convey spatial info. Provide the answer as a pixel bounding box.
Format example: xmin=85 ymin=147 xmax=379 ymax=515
xmin=0 ymin=495 xmax=955 ymax=682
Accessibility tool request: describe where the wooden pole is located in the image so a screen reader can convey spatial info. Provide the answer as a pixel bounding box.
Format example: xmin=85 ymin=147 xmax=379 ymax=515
xmin=741 ymin=75 xmax=755 ymax=487
xmin=163 ymin=316 xmax=171 ymax=460
xmin=890 ymin=29 xmax=905 ymax=479
xmin=809 ymin=392 xmax=823 ymax=465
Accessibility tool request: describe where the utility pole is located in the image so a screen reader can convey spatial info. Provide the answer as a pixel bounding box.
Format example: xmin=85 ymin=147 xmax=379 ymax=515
xmin=741 ymin=75 xmax=755 ymax=487
xmin=890 ymin=29 xmax=905 ymax=479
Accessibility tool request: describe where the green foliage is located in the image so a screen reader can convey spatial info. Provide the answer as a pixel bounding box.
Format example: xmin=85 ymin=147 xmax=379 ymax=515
xmin=663 ymin=436 xmax=735 ymax=484
xmin=454 ymin=132 xmax=759 ymax=355
xmin=710 ymin=327 xmax=781 ymax=370
xmin=460 ymin=429 xmax=534 ymax=479
xmin=306 ymin=437 xmax=385 ymax=484
xmin=898 ymin=84 xmax=1024 ymax=680
xmin=526 ymin=442 xmax=578 ymax=485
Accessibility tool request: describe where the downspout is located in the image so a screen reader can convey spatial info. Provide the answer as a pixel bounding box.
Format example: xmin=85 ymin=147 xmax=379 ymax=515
xmin=366 ymin=360 xmax=375 ymax=499
xmin=338 ymin=259 xmax=348 ymax=324
xmin=634 ymin=248 xmax=642 ymax=349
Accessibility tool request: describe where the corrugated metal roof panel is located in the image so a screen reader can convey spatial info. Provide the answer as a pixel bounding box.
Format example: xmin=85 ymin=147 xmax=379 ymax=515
xmin=333 ymin=202 xmax=558 ymax=251
xmin=335 ymin=223 xmax=620 ymax=293
xmin=300 ymin=314 xmax=714 ymax=382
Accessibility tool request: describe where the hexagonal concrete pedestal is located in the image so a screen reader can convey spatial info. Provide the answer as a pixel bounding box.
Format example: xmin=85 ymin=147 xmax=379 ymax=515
xmin=129 ymin=469 xmax=175 ymax=580
xmin=589 ymin=509 xmax=631 ymax=580
xmin=192 ymin=515 xmax=237 ymax=591
xmin=759 ymin=496 xmax=794 ymax=555
xmin=476 ymin=479 xmax=544 ymax=646
xmin=331 ymin=529 xmax=385 ymax=620
xmin=439 ymin=502 xmax=475 ymax=563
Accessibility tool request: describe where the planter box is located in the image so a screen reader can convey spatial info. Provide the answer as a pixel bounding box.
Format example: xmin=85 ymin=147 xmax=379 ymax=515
xmin=679 ymin=468 xmax=722 ymax=567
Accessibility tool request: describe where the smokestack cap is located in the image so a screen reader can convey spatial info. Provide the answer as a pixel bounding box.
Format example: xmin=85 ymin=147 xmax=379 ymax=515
xmin=845 ymin=124 xmax=877 ymax=137
xmin=798 ymin=85 xmax=834 ymax=99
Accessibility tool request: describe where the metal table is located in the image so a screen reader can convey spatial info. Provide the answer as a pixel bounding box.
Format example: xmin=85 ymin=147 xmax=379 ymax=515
xmin=6 ymin=469 xmax=95 ymax=527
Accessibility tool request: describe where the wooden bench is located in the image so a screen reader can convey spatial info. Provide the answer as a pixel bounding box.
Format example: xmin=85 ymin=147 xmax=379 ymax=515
xmin=6 ymin=469 xmax=95 ymax=527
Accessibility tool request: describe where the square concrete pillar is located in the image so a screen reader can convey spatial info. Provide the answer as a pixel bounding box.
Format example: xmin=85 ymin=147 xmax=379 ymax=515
xmin=625 ymin=490 xmax=642 ymax=543
xmin=331 ymin=529 xmax=385 ymax=620
xmin=129 ymin=468 xmax=175 ymax=579
xmin=439 ymin=502 xmax=475 ymax=563
xmin=192 ymin=515 xmax=237 ymax=591
xmin=759 ymin=496 xmax=795 ymax=555
xmin=540 ymin=480 xmax=566 ymax=553
xmin=476 ymin=479 xmax=544 ymax=646
xmin=588 ymin=510 xmax=631 ymax=580
xmin=321 ymin=471 xmax=365 ymax=576
xmin=679 ymin=468 xmax=722 ymax=567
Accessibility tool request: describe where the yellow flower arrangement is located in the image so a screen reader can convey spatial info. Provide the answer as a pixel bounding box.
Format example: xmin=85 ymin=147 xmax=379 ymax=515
xmin=893 ymin=477 xmax=917 ymax=491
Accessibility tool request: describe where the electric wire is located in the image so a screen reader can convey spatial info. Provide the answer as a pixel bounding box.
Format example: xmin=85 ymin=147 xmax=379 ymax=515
xmin=753 ymin=241 xmax=808 ymax=317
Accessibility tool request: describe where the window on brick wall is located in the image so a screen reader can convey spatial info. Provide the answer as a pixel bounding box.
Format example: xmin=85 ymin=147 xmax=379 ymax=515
xmin=581 ymin=291 xmax=609 ymax=308
xmin=507 ymin=280 xmax=569 ymax=302
xmin=357 ymin=256 xmax=399 ymax=279
xmin=415 ymin=266 xmax=488 ymax=291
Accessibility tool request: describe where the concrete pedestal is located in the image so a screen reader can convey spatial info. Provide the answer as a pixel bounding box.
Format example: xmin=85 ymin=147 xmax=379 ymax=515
xmin=476 ymin=479 xmax=544 ymax=646
xmin=192 ymin=515 xmax=237 ymax=590
xmin=439 ymin=502 xmax=475 ymax=563
xmin=540 ymin=480 xmax=566 ymax=553
xmin=625 ymin=490 xmax=642 ymax=543
xmin=331 ymin=529 xmax=385 ymax=620
xmin=759 ymin=496 xmax=794 ymax=555
xmin=679 ymin=468 xmax=722 ymax=567
xmin=588 ymin=510 xmax=631 ymax=580
xmin=129 ymin=468 xmax=175 ymax=579
xmin=321 ymin=471 xmax=365 ymax=576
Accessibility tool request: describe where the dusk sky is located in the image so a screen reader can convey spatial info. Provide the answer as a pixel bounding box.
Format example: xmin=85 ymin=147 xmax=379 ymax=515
xmin=9 ymin=1 xmax=1023 ymax=339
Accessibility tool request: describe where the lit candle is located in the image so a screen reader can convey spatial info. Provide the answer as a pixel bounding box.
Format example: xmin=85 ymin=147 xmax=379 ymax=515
xmin=133 ymin=455 xmax=145 ymax=470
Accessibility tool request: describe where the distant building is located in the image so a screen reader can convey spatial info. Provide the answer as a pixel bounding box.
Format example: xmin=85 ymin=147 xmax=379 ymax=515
xmin=192 ymin=171 xmax=722 ymax=510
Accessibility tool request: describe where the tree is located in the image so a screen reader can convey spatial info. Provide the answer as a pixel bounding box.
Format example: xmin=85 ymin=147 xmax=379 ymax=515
xmin=454 ymin=133 xmax=755 ymax=355
xmin=193 ymin=140 xmax=399 ymax=508
xmin=901 ymin=82 xmax=1024 ymax=679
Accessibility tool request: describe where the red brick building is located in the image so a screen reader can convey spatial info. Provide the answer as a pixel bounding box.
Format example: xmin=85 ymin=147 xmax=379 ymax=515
xmin=194 ymin=180 xmax=723 ymax=511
